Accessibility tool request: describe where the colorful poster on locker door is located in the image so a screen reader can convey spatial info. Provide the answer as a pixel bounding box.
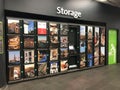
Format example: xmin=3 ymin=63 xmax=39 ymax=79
xmin=9 ymin=66 xmax=21 ymax=81
xmin=60 ymin=24 xmax=68 ymax=35
xmin=8 ymin=19 xmax=20 ymax=34
xmin=24 ymin=20 xmax=34 ymax=34
xmin=94 ymin=27 xmax=99 ymax=46
xmin=87 ymin=26 xmax=93 ymax=40
xmin=108 ymin=30 xmax=117 ymax=64
xmin=37 ymin=22 xmax=47 ymax=34
xmin=80 ymin=25 xmax=86 ymax=40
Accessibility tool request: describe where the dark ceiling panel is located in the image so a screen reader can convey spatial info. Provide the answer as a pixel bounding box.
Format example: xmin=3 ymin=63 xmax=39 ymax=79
xmin=96 ymin=0 xmax=120 ymax=8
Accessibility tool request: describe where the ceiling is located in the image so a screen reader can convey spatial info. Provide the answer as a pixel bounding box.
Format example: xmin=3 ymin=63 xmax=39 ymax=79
xmin=96 ymin=0 xmax=120 ymax=8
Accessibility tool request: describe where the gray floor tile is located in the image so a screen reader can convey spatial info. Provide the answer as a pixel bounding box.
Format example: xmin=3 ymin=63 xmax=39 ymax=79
xmin=1 ymin=64 xmax=120 ymax=90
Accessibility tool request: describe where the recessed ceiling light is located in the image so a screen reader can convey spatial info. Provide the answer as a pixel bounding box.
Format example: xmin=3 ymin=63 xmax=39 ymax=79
xmin=96 ymin=0 xmax=107 ymax=2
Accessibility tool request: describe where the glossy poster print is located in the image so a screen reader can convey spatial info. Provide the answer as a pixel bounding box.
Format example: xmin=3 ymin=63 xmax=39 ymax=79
xmin=101 ymin=27 xmax=105 ymax=46
xmin=50 ymin=36 xmax=58 ymax=44
xmin=60 ymin=24 xmax=68 ymax=35
xmin=8 ymin=51 xmax=20 ymax=65
xmin=100 ymin=57 xmax=105 ymax=65
xmin=24 ymin=36 xmax=34 ymax=48
xmin=60 ymin=60 xmax=68 ymax=72
xmin=24 ymin=20 xmax=34 ymax=34
xmin=50 ymin=62 xmax=58 ymax=74
xmin=94 ymin=57 xmax=99 ymax=66
xmin=24 ymin=64 xmax=35 ymax=78
xmin=94 ymin=27 xmax=99 ymax=47
xmin=38 ymin=50 xmax=47 ymax=63
xmin=8 ymin=35 xmax=20 ymax=50
xmin=24 ymin=50 xmax=34 ymax=64
xmin=38 ymin=36 xmax=47 ymax=48
xmin=87 ymin=54 xmax=93 ymax=67
xmin=60 ymin=36 xmax=68 ymax=43
xmin=37 ymin=22 xmax=47 ymax=34
xmin=80 ymin=54 xmax=86 ymax=68
xmin=101 ymin=47 xmax=105 ymax=56
xmin=49 ymin=23 xmax=58 ymax=35
xmin=108 ymin=30 xmax=117 ymax=65
xmin=50 ymin=48 xmax=58 ymax=61
xmin=94 ymin=47 xmax=99 ymax=57
xmin=9 ymin=66 xmax=21 ymax=81
xmin=80 ymin=41 xmax=86 ymax=53
xmin=60 ymin=36 xmax=68 ymax=48
xmin=38 ymin=62 xmax=47 ymax=76
xmin=60 ymin=48 xmax=68 ymax=59
xmin=87 ymin=41 xmax=93 ymax=53
xmin=8 ymin=19 xmax=20 ymax=34
xmin=87 ymin=26 xmax=93 ymax=40
xmin=80 ymin=25 xmax=86 ymax=40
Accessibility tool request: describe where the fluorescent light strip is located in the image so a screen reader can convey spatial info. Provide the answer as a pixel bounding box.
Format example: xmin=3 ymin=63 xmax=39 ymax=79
xmin=96 ymin=0 xmax=107 ymax=2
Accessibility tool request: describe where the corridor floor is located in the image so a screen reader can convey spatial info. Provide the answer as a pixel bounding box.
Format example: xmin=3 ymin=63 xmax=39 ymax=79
xmin=1 ymin=64 xmax=120 ymax=90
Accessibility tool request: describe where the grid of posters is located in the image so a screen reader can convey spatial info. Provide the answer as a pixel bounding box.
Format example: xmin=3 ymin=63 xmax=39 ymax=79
xmin=49 ymin=23 xmax=59 ymax=47
xmin=6 ymin=18 xmax=106 ymax=81
xmin=37 ymin=22 xmax=48 ymax=76
xmin=38 ymin=49 xmax=48 ymax=76
xmin=60 ymin=24 xmax=69 ymax=72
xmin=7 ymin=19 xmax=21 ymax=81
xmin=38 ymin=50 xmax=48 ymax=76
xmin=80 ymin=26 xmax=86 ymax=68
xmin=87 ymin=26 xmax=93 ymax=67
xmin=23 ymin=20 xmax=35 ymax=79
xmin=94 ymin=27 xmax=100 ymax=66
xmin=100 ymin=27 xmax=105 ymax=65
xmin=49 ymin=23 xmax=59 ymax=73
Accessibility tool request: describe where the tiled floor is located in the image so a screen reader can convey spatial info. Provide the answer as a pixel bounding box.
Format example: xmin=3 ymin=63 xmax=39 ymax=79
xmin=1 ymin=64 xmax=120 ymax=90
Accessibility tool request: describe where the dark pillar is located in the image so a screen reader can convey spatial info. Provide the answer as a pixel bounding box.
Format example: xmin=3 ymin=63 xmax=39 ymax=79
xmin=0 ymin=0 xmax=7 ymax=87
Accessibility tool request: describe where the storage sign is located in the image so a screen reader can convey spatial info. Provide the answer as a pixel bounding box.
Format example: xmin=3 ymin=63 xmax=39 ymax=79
xmin=57 ymin=6 xmax=82 ymax=18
